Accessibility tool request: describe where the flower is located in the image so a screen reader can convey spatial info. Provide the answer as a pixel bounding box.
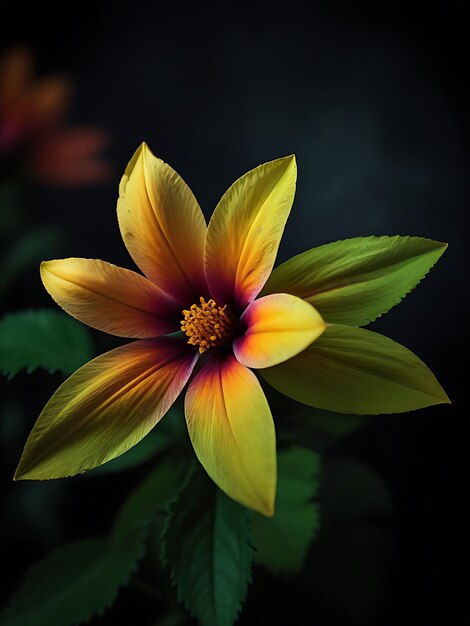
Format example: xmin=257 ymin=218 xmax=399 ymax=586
xmin=0 ymin=47 xmax=110 ymax=186
xmin=14 ymin=143 xmax=449 ymax=516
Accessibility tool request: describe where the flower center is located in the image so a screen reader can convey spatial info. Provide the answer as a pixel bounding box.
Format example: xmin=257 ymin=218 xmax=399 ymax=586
xmin=181 ymin=297 xmax=236 ymax=353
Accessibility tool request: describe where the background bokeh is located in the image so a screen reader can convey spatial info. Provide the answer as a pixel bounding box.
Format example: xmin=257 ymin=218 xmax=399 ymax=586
xmin=1 ymin=1 xmax=468 ymax=624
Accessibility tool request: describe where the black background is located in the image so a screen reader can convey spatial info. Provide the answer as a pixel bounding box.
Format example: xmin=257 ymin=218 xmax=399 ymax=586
xmin=1 ymin=1 xmax=468 ymax=624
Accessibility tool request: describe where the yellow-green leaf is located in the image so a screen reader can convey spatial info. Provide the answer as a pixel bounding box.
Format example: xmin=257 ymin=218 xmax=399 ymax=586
xmin=262 ymin=236 xmax=447 ymax=326
xmin=14 ymin=338 xmax=197 ymax=480
xmin=89 ymin=406 xmax=187 ymax=476
xmin=260 ymin=324 xmax=449 ymax=414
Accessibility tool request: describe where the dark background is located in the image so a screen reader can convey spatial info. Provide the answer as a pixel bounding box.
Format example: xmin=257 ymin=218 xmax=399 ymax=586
xmin=1 ymin=1 xmax=468 ymax=624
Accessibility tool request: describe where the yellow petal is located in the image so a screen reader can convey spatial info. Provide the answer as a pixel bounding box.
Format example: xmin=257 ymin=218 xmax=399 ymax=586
xmin=15 ymin=337 xmax=198 ymax=479
xmin=117 ymin=143 xmax=208 ymax=306
xmin=41 ymin=258 xmax=180 ymax=338
xmin=205 ymin=155 xmax=297 ymax=311
xmin=185 ymin=353 xmax=277 ymax=516
xmin=233 ymin=293 xmax=326 ymax=368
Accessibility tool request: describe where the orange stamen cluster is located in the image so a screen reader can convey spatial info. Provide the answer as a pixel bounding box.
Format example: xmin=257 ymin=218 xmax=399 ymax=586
xmin=181 ymin=297 xmax=235 ymax=353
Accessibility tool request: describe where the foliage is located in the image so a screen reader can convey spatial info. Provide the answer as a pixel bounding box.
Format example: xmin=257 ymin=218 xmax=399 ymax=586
xmin=111 ymin=453 xmax=190 ymax=543
xmin=90 ymin=406 xmax=187 ymax=475
xmin=0 ymin=454 xmax=191 ymax=626
xmin=161 ymin=466 xmax=255 ymax=626
xmin=0 ymin=309 xmax=93 ymax=379
xmin=0 ymin=533 xmax=146 ymax=626
xmin=262 ymin=235 xmax=447 ymax=326
xmin=252 ymin=447 xmax=321 ymax=572
xmin=261 ymin=323 xmax=449 ymax=414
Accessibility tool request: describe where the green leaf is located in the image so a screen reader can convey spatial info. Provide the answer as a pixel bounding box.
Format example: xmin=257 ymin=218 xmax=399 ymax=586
xmin=161 ymin=467 xmax=254 ymax=626
xmin=88 ymin=430 xmax=169 ymax=474
xmin=252 ymin=447 xmax=320 ymax=573
xmin=0 ymin=532 xmax=146 ymax=626
xmin=0 ymin=309 xmax=93 ymax=379
xmin=13 ymin=338 xmax=195 ymax=481
xmin=262 ymin=236 xmax=447 ymax=326
xmin=111 ymin=453 xmax=190 ymax=544
xmin=90 ymin=406 xmax=187 ymax=475
xmin=261 ymin=324 xmax=449 ymax=414
xmin=0 ymin=228 xmax=65 ymax=293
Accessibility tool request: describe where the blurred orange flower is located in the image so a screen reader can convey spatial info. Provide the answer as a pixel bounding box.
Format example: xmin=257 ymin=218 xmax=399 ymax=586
xmin=0 ymin=47 xmax=110 ymax=186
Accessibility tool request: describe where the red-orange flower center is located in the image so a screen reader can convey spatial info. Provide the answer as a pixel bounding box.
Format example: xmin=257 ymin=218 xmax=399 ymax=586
xmin=181 ymin=297 xmax=236 ymax=353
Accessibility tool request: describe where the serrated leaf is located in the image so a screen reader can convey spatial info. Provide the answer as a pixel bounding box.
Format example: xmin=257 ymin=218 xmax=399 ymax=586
xmin=262 ymin=235 xmax=447 ymax=326
xmin=252 ymin=447 xmax=321 ymax=573
xmin=0 ymin=531 xmax=146 ymax=626
xmin=90 ymin=406 xmax=187 ymax=475
xmin=0 ymin=309 xmax=93 ymax=379
xmin=161 ymin=468 xmax=254 ymax=626
xmin=111 ymin=453 xmax=190 ymax=544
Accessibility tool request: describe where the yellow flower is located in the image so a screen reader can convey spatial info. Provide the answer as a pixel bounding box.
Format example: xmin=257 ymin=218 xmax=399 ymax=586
xmin=14 ymin=143 xmax=449 ymax=516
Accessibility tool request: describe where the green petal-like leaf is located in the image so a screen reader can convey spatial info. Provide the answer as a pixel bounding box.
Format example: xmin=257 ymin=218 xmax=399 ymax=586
xmin=261 ymin=324 xmax=449 ymax=414
xmin=262 ymin=236 xmax=447 ymax=326
xmin=252 ymin=447 xmax=320 ymax=572
xmin=89 ymin=406 xmax=187 ymax=475
xmin=0 ymin=309 xmax=93 ymax=379
xmin=14 ymin=338 xmax=197 ymax=480
xmin=0 ymin=532 xmax=146 ymax=626
xmin=161 ymin=467 xmax=254 ymax=626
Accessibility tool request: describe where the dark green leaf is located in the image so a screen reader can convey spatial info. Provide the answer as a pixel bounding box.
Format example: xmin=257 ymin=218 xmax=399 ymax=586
xmin=111 ymin=453 xmax=190 ymax=544
xmin=0 ymin=532 xmax=146 ymax=626
xmin=252 ymin=447 xmax=320 ymax=573
xmin=161 ymin=468 xmax=254 ymax=626
xmin=0 ymin=309 xmax=93 ymax=379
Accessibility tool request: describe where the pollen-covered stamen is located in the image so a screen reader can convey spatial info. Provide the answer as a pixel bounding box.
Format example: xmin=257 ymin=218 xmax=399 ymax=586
xmin=181 ymin=297 xmax=236 ymax=353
